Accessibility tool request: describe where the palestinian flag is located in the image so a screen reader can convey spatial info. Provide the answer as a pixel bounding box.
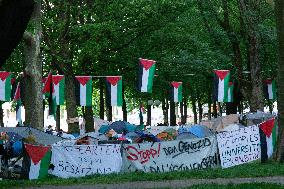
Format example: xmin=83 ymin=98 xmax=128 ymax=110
xmin=106 ymin=76 xmax=123 ymax=106
xmin=0 ymin=71 xmax=12 ymax=101
xmin=227 ymin=82 xmax=234 ymax=103
xmin=213 ymin=70 xmax=230 ymax=102
xmin=138 ymin=58 xmax=156 ymax=93
xmin=75 ymin=76 xmax=92 ymax=106
xmin=42 ymin=71 xmax=52 ymax=99
xmin=52 ymin=75 xmax=65 ymax=105
xmin=264 ymin=79 xmax=276 ymax=101
xmin=24 ymin=144 xmax=51 ymax=180
xmin=13 ymin=82 xmax=22 ymax=125
xmin=170 ymin=82 xmax=182 ymax=103
xmin=259 ymin=118 xmax=277 ymax=161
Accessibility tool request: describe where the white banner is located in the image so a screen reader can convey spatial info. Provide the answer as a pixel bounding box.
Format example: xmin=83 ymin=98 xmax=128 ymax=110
xmin=122 ymin=136 xmax=218 ymax=173
xmin=50 ymin=144 xmax=122 ymax=178
xmin=217 ymin=125 xmax=260 ymax=168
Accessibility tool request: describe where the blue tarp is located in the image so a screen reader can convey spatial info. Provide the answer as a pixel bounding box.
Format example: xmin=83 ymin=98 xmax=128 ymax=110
xmin=178 ymin=125 xmax=214 ymax=138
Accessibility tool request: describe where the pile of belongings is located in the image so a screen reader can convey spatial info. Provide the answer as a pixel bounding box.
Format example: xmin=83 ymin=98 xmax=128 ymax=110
xmin=241 ymin=111 xmax=275 ymax=126
xmin=134 ymin=131 xmax=160 ymax=143
xmin=156 ymin=128 xmax=177 ymax=141
xmin=200 ymin=114 xmax=240 ymax=132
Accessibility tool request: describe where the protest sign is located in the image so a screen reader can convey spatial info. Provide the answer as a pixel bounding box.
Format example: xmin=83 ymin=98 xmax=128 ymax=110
xmin=122 ymin=136 xmax=218 ymax=173
xmin=50 ymin=144 xmax=122 ymax=178
xmin=217 ymin=125 xmax=260 ymax=168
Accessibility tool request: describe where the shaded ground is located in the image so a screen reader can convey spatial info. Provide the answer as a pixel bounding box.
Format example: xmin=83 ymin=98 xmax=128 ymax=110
xmin=27 ymin=176 xmax=284 ymax=189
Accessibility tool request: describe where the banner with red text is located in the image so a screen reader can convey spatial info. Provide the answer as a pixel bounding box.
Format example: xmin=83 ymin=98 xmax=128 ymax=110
xmin=122 ymin=136 xmax=218 ymax=173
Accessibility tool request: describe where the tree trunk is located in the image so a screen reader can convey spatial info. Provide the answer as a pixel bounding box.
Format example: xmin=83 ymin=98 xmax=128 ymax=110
xmin=275 ymin=0 xmax=284 ymax=161
xmin=197 ymin=98 xmax=203 ymax=123
xmin=99 ymin=78 xmax=104 ymax=119
xmin=22 ymin=1 xmax=43 ymax=130
xmin=218 ymin=102 xmax=222 ymax=116
xmin=106 ymin=105 xmax=112 ymax=122
xmin=208 ymin=89 xmax=212 ymax=120
xmin=122 ymin=86 xmax=127 ymax=122
xmin=56 ymin=106 xmax=60 ymax=131
xmin=248 ymin=35 xmax=264 ymax=112
xmin=182 ymin=97 xmax=188 ymax=124
xmin=170 ymin=101 xmax=176 ymax=126
xmin=191 ymin=97 xmax=197 ymax=124
xmin=84 ymin=106 xmax=94 ymax=132
xmin=146 ymin=104 xmax=151 ymax=126
xmin=213 ymin=101 xmax=217 ymax=118
xmin=65 ymin=75 xmax=79 ymax=133
xmin=226 ymin=102 xmax=238 ymax=115
xmin=162 ymin=98 xmax=169 ymax=126
xmin=239 ymin=0 xmax=264 ymax=112
xmin=139 ymin=103 xmax=144 ymax=125
xmin=0 ymin=102 xmax=3 ymax=127
xmin=238 ymin=101 xmax=243 ymax=114
xmin=179 ymin=101 xmax=184 ymax=124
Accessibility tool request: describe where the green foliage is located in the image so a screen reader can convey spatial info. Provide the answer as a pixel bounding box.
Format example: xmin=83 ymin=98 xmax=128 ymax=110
xmin=4 ymin=0 xmax=277 ymax=113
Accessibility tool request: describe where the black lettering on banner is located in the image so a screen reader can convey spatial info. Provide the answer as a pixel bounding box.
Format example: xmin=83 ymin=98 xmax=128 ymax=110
xmin=148 ymin=153 xmax=218 ymax=173
xmin=163 ymin=138 xmax=212 ymax=158
xmin=163 ymin=146 xmax=178 ymax=156
xmin=54 ymin=145 xmax=119 ymax=176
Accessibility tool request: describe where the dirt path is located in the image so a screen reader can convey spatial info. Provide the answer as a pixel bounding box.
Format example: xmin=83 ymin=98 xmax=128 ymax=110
xmin=27 ymin=176 xmax=284 ymax=189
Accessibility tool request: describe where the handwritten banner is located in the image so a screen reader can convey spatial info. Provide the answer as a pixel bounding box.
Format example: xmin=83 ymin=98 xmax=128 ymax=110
xmin=50 ymin=144 xmax=122 ymax=178
xmin=122 ymin=136 xmax=218 ymax=173
xmin=217 ymin=125 xmax=260 ymax=168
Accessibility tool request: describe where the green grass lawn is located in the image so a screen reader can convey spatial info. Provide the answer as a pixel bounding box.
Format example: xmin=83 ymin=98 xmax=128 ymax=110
xmin=2 ymin=161 xmax=284 ymax=189
xmin=163 ymin=183 xmax=284 ymax=189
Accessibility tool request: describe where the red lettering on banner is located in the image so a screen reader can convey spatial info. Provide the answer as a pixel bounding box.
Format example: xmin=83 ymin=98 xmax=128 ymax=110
xmin=126 ymin=144 xmax=161 ymax=164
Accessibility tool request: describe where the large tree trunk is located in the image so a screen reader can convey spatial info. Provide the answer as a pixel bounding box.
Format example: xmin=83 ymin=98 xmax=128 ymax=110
xmin=239 ymin=0 xmax=264 ymax=112
xmin=65 ymin=74 xmax=78 ymax=133
xmin=275 ymin=0 xmax=284 ymax=161
xmin=248 ymin=35 xmax=264 ymax=112
xmin=99 ymin=78 xmax=104 ymax=119
xmin=22 ymin=1 xmax=43 ymax=129
xmin=84 ymin=106 xmax=94 ymax=132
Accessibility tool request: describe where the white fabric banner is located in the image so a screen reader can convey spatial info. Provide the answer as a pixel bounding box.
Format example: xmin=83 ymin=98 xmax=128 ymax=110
xmin=50 ymin=144 xmax=122 ymax=178
xmin=122 ymin=136 xmax=219 ymax=173
xmin=217 ymin=125 xmax=260 ymax=168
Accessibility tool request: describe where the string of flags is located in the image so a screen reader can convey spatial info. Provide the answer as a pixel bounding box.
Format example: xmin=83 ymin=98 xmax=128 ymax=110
xmin=0 ymin=62 xmax=277 ymax=112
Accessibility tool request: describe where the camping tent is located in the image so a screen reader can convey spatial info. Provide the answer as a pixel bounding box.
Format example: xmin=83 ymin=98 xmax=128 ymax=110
xmin=0 ymin=127 xmax=62 ymax=145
